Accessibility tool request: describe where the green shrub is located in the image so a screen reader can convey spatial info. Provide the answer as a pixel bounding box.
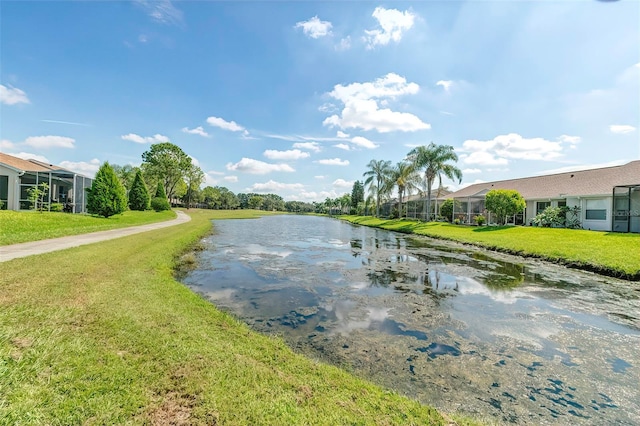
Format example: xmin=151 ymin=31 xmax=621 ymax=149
xmin=129 ymin=169 xmax=150 ymax=211
xmin=439 ymin=199 xmax=462 ymax=222
xmin=453 ymin=218 xmax=461 ymax=225
xmin=474 ymin=215 xmax=486 ymax=226
xmin=151 ymin=197 xmax=171 ymax=212
xmin=50 ymin=203 xmax=64 ymax=212
xmin=485 ymin=189 xmax=526 ymax=225
xmin=86 ymin=162 xmax=128 ymax=218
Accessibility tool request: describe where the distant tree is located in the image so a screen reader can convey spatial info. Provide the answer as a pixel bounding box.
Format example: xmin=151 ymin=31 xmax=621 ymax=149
xmin=128 ymin=169 xmax=150 ymax=211
xmin=155 ymin=181 xmax=167 ymax=199
xmin=485 ymin=189 xmax=526 ymax=225
xmin=408 ymin=143 xmax=462 ymax=221
xmin=201 ymin=186 xmax=220 ymax=209
xmin=87 ymin=162 xmax=128 ymax=218
xmin=183 ymin=163 xmax=205 ymax=209
xmin=363 ymin=159 xmax=392 ymax=217
xmin=236 ymin=193 xmax=249 ymax=209
xmin=388 ymin=161 xmax=420 ymax=218
xmin=141 ymin=142 xmax=192 ymax=200
xmin=351 ymin=180 xmax=364 ymax=209
xmin=112 ymin=164 xmax=138 ymax=192
xmin=151 ymin=181 xmax=171 ymax=211
xmin=339 ymin=193 xmax=351 ymax=214
xmin=249 ymin=195 xmax=263 ymax=210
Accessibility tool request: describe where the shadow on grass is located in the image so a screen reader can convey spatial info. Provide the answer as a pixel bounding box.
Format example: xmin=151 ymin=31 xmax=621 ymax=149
xmin=603 ymin=232 xmax=640 ymax=238
xmin=472 ymin=225 xmax=518 ymax=232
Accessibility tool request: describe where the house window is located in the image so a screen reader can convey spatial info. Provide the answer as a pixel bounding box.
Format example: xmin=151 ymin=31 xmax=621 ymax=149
xmin=557 ymin=201 xmax=567 ymax=208
xmin=0 ymin=175 xmax=8 ymax=209
xmin=585 ymin=199 xmax=607 ymax=220
xmin=536 ymin=201 xmax=551 ymax=215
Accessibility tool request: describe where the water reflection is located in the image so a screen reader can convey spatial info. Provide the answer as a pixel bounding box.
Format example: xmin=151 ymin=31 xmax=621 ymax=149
xmin=182 ymin=215 xmax=640 ymax=424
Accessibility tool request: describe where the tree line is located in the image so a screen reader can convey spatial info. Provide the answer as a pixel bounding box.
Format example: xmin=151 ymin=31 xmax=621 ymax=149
xmin=86 ymin=140 xmax=525 ymax=223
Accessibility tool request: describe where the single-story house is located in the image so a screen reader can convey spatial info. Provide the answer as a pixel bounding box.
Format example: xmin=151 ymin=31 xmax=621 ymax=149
xmin=446 ymin=160 xmax=640 ymax=233
xmin=0 ymin=152 xmax=93 ymax=213
xmin=380 ymin=188 xmax=452 ymax=220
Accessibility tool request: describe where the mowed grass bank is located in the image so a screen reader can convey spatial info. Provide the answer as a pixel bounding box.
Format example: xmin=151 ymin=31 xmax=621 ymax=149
xmin=341 ymin=216 xmax=640 ymax=280
xmin=0 ymin=209 xmax=457 ymax=425
xmin=0 ymin=209 xmax=176 ymax=246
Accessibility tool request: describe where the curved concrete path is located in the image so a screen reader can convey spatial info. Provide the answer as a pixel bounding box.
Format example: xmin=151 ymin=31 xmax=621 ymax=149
xmin=0 ymin=210 xmax=191 ymax=263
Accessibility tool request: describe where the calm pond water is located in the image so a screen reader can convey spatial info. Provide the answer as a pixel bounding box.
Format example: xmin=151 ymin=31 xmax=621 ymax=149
xmin=182 ymin=215 xmax=640 ymax=425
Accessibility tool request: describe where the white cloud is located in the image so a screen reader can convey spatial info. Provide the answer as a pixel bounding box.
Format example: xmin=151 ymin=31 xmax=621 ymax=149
xmin=318 ymin=103 xmax=337 ymax=113
xmin=134 ymin=0 xmax=183 ymax=26
xmin=557 ymin=135 xmax=581 ymax=146
xmin=248 ymin=180 xmax=305 ymax=193
xmin=364 ymin=7 xmax=416 ymax=49
xmin=224 ymin=175 xmax=238 ymax=183
xmin=0 ymin=84 xmax=30 ymax=105
xmin=24 ymin=135 xmax=75 ymax=149
xmin=182 ymin=126 xmax=210 ymax=137
xmin=460 ymin=133 xmax=578 ymax=166
xmin=314 ymin=175 xmax=325 ymax=179
xmin=295 ymin=16 xmax=332 ymax=39
xmin=121 ymin=133 xmax=168 ymax=144
xmin=59 ymin=159 xmax=101 ymax=177
xmin=263 ymin=149 xmax=310 ymax=161
xmin=336 ymin=36 xmax=351 ymax=51
xmin=436 ymin=80 xmax=453 ymax=92
xmin=6 ymin=152 xmax=50 ymax=163
xmin=138 ymin=34 xmax=148 ymax=43
xmin=316 ymin=158 xmax=349 ymax=166
xmin=292 ymin=142 xmax=321 ymax=152
xmin=226 ymin=158 xmax=295 ymax=174
xmin=350 ymin=136 xmax=378 ymax=149
xmin=0 ymin=139 xmax=15 ymax=150
xmin=334 ymin=143 xmax=351 ymax=151
xmin=207 ymin=170 xmax=225 ymax=176
xmin=609 ymin=124 xmax=636 ymax=134
xmin=461 ymin=151 xmax=509 ymax=166
xmin=206 ymin=116 xmax=245 ymax=132
xmin=336 ymin=131 xmax=350 ymax=138
xmin=462 ymin=168 xmax=482 ymax=174
xmin=323 ymin=73 xmax=430 ymax=133
xmin=333 ymin=178 xmax=353 ymax=189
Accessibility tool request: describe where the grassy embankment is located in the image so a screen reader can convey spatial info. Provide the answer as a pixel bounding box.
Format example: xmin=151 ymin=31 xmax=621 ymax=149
xmin=341 ymin=216 xmax=640 ymax=280
xmin=0 ymin=209 xmax=176 ymax=246
xmin=1 ymin=209 xmax=469 ymax=425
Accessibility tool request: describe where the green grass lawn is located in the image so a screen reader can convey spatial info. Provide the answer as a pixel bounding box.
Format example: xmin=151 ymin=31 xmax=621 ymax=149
xmin=341 ymin=216 xmax=640 ymax=280
xmin=0 ymin=209 xmax=177 ymax=246
xmin=0 ymin=209 xmax=469 ymax=425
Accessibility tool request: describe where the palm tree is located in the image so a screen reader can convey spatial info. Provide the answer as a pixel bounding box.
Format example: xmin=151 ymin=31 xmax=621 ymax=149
xmin=388 ymin=161 xmax=421 ymax=218
xmin=363 ymin=159 xmax=392 ymax=217
xmin=408 ymin=143 xmax=462 ymax=221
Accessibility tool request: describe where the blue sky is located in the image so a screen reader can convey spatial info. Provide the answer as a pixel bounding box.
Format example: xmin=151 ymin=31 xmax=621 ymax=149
xmin=1 ymin=0 xmax=638 ymax=201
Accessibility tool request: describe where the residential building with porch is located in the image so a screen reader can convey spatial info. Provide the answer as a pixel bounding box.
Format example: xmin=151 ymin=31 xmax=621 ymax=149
xmin=379 ymin=188 xmax=452 ymax=220
xmin=0 ymin=152 xmax=93 ymax=213
xmin=446 ymin=160 xmax=640 ymax=233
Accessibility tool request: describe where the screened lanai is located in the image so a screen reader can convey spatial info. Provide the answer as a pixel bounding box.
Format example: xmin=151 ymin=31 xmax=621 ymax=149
xmin=19 ymin=169 xmax=92 ymax=213
xmin=0 ymin=153 xmax=93 ymax=213
xmin=612 ymin=184 xmax=640 ymax=233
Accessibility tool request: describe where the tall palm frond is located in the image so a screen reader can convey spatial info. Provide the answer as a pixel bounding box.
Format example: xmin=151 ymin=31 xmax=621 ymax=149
xmin=407 ymin=143 xmax=463 ymax=221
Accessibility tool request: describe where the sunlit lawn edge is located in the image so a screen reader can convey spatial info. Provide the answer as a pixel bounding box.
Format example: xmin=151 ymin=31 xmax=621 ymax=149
xmin=340 ymin=215 xmax=640 ymax=280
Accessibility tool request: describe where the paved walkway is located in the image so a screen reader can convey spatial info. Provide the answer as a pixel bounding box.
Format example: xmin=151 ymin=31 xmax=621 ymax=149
xmin=0 ymin=210 xmax=191 ymax=263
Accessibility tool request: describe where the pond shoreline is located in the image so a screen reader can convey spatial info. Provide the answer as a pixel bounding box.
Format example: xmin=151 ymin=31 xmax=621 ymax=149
xmin=338 ymin=215 xmax=640 ymax=281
